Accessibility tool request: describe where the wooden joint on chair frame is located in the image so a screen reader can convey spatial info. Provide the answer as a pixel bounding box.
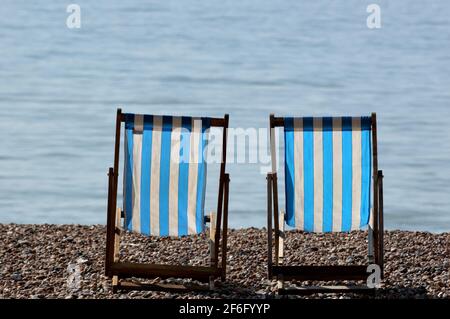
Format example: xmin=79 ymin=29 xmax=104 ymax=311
xmin=276 ymin=229 xmax=286 ymax=240
xmin=107 ymin=168 xmax=114 ymax=177
xmin=272 ymin=173 xmax=278 ymax=182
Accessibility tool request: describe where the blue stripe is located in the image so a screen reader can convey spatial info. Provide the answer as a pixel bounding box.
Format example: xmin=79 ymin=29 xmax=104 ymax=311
xmin=284 ymin=117 xmax=295 ymax=227
xmin=341 ymin=117 xmax=353 ymax=231
xmin=124 ymin=115 xmax=134 ymax=231
xmin=139 ymin=115 xmax=153 ymax=235
xmin=124 ymin=113 xmax=135 ymax=129
xmin=178 ymin=117 xmax=191 ymax=236
xmin=159 ymin=116 xmax=172 ymax=236
xmin=195 ymin=119 xmax=210 ymax=233
xmin=322 ymin=117 xmax=333 ymax=232
xmin=303 ymin=117 xmax=314 ymax=232
xmin=360 ymin=117 xmax=372 ymax=227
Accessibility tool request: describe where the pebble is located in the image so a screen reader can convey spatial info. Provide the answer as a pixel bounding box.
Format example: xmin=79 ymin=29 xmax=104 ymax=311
xmin=11 ymin=273 xmax=22 ymax=281
xmin=0 ymin=224 xmax=448 ymax=299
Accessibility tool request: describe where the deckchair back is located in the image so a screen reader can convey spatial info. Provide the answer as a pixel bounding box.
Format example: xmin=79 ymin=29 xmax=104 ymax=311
xmin=283 ymin=116 xmax=372 ymax=232
xmin=123 ymin=113 xmax=211 ymax=237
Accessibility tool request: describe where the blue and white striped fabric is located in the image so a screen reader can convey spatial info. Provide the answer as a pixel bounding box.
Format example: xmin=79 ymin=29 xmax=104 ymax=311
xmin=284 ymin=117 xmax=372 ymax=233
xmin=123 ymin=113 xmax=211 ymax=237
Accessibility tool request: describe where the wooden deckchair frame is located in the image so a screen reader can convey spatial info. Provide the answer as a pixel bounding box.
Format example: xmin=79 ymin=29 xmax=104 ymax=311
xmin=105 ymin=108 xmax=230 ymax=292
xmin=267 ymin=113 xmax=384 ymax=295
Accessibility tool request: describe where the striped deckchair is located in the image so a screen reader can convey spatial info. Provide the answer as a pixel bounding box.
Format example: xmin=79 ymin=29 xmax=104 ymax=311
xmin=105 ymin=109 xmax=230 ymax=292
xmin=267 ymin=113 xmax=384 ymax=294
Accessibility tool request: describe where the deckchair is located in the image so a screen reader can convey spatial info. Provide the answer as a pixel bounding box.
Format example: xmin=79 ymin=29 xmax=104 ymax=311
xmin=267 ymin=113 xmax=384 ymax=294
xmin=105 ymin=109 xmax=230 ymax=292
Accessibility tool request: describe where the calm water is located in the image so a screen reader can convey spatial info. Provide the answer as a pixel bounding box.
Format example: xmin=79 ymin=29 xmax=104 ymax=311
xmin=1 ymin=1 xmax=449 ymax=232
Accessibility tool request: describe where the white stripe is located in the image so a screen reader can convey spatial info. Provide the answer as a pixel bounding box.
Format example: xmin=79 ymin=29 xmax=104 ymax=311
xmin=150 ymin=116 xmax=162 ymax=236
xmin=168 ymin=117 xmax=182 ymax=236
xmin=187 ymin=118 xmax=201 ymax=234
xmin=132 ymin=115 xmax=144 ymax=233
xmin=270 ymin=126 xmax=277 ymax=174
xmin=123 ymin=129 xmax=128 ymax=226
xmin=369 ymin=207 xmax=374 ymax=228
xmin=313 ymin=118 xmax=323 ymax=232
xmin=351 ymin=118 xmax=362 ymax=230
xmin=332 ymin=118 xmax=343 ymax=232
xmin=293 ymin=118 xmax=304 ymax=230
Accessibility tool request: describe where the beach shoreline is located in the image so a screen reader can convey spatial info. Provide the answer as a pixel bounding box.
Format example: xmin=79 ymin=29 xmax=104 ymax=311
xmin=0 ymin=224 xmax=448 ymax=299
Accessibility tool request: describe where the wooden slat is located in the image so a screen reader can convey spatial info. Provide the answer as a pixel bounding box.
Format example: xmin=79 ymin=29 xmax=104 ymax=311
xmin=118 ymin=280 xmax=211 ymax=292
xmin=110 ymin=262 xmax=220 ymax=282
xmin=279 ymin=285 xmax=374 ymax=295
xmin=272 ymin=265 xmax=369 ymax=281
xmin=119 ymin=114 xmax=226 ymax=128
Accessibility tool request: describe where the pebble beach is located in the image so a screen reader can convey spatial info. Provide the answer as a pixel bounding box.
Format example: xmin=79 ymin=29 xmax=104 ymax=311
xmin=0 ymin=224 xmax=448 ymax=299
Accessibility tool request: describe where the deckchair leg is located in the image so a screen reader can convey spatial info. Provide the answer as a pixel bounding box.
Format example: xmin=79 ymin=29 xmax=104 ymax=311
xmin=114 ymin=207 xmax=122 ymax=262
xmin=368 ymin=225 xmax=374 ymax=264
xmin=378 ymin=170 xmax=384 ymax=279
xmin=209 ymin=211 xmax=217 ymax=290
xmin=112 ymin=276 xmax=119 ymax=293
xmin=208 ymin=278 xmax=215 ymax=290
xmin=110 ymin=208 xmax=122 ymax=293
xmin=277 ymin=211 xmax=285 ymax=290
xmin=267 ymin=173 xmax=273 ymax=279
xmin=221 ymin=174 xmax=230 ymax=282
xmin=105 ymin=168 xmax=115 ymax=277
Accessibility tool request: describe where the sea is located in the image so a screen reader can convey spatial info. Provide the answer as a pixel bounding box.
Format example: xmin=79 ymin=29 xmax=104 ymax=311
xmin=1 ymin=1 xmax=449 ymax=232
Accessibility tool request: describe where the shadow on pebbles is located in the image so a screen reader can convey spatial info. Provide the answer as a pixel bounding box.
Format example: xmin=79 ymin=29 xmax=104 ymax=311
xmin=0 ymin=224 xmax=448 ymax=299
